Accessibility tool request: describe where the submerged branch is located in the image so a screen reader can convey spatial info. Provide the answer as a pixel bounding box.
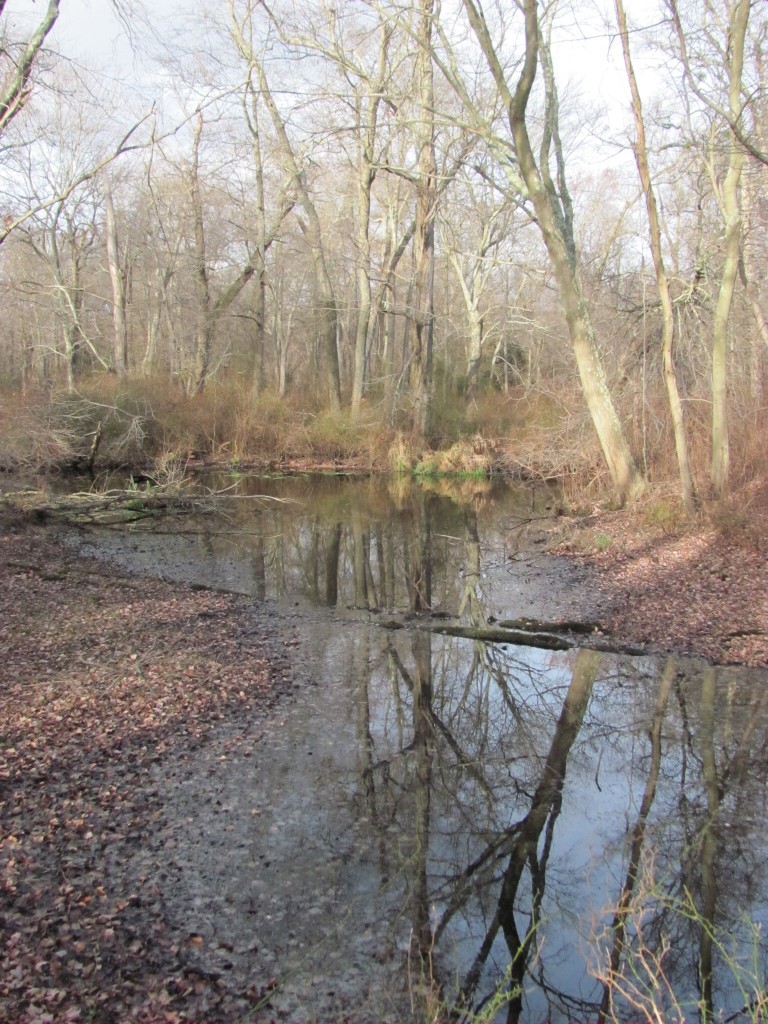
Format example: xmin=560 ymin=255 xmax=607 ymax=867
xmin=383 ymin=615 xmax=649 ymax=658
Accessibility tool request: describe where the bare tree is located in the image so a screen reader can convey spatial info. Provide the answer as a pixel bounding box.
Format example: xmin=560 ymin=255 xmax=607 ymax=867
xmin=229 ymin=0 xmax=342 ymax=412
xmin=407 ymin=0 xmax=438 ymax=439
xmin=102 ymin=173 xmax=129 ymax=375
xmin=0 ymin=0 xmax=60 ymax=138
xmin=459 ymin=0 xmax=646 ymax=502
xmin=667 ymin=0 xmax=753 ymax=496
xmin=614 ymin=0 xmax=696 ymax=512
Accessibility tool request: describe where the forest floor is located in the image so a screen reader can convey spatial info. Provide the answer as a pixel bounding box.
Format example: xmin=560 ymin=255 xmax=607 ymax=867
xmin=0 ymin=526 xmax=302 ymax=1023
xmin=548 ymin=479 xmax=768 ymax=666
xmin=1 ymin=487 xmax=767 ymax=1023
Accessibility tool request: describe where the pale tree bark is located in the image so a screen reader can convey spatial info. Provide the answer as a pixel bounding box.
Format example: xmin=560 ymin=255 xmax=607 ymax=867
xmin=377 ymin=202 xmax=416 ymax=419
xmin=349 ymin=22 xmax=393 ymax=417
xmin=142 ymin=255 xmax=173 ymax=376
xmin=0 ymin=0 xmax=60 ymax=136
xmin=708 ymin=0 xmax=749 ymax=498
xmin=409 ymin=0 xmax=438 ymax=439
xmin=21 ymin=194 xmax=109 ymax=389
xmin=243 ymin=80 xmax=268 ymax=398
xmin=229 ymin=1 xmax=341 ymax=412
xmin=140 ymin=179 xmax=182 ymax=377
xmin=740 ymin=176 xmax=767 ymax=405
xmin=614 ymin=0 xmax=695 ymax=512
xmin=462 ymin=0 xmax=645 ymax=503
xmin=103 ymin=173 xmax=129 ymax=375
xmin=255 ymin=68 xmax=340 ymax=411
xmin=667 ymin=0 xmax=751 ymax=497
xmin=190 ymin=114 xmax=213 ymax=393
xmin=738 ymin=55 xmax=768 ymax=403
xmin=242 ymin=77 xmax=294 ymax=398
xmin=189 ymin=113 xmax=260 ymax=394
xmin=741 ymin=178 xmax=768 ymax=351
xmin=446 ymin=206 xmax=504 ymax=393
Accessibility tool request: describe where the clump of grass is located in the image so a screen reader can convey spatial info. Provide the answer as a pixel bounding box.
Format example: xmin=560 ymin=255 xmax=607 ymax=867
xmin=431 ymin=436 xmax=494 ymax=476
xmin=410 ymin=436 xmax=494 ymax=478
xmin=642 ymin=495 xmax=687 ymax=535
xmin=388 ymin=434 xmax=420 ymax=474
xmin=414 ymin=455 xmax=440 ymax=479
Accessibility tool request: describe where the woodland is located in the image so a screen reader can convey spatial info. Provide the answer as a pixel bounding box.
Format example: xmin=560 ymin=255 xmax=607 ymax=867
xmin=3 ymin=6 xmax=768 ymax=1020
xmin=0 ymin=0 xmax=766 ymax=508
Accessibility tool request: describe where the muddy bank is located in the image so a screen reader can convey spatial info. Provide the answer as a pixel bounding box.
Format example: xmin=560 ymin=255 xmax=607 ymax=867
xmin=549 ymin=501 xmax=768 ymax=666
xmin=2 ymin=504 xmax=767 ymax=1024
xmin=0 ymin=527 xmax=300 ymax=1023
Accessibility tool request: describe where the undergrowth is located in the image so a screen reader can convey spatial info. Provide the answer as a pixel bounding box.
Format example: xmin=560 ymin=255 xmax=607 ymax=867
xmin=2 ymin=374 xmax=768 ymax=506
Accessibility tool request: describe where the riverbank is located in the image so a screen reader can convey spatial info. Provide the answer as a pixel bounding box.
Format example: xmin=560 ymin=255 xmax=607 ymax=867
xmin=1 ymin=495 xmax=767 ymax=1021
xmin=0 ymin=527 xmax=301 ymax=1023
xmin=548 ymin=484 xmax=768 ymax=666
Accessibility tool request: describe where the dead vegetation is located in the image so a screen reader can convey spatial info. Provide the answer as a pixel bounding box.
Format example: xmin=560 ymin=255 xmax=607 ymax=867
xmin=551 ymin=482 xmax=768 ymax=665
xmin=0 ymin=530 xmax=296 ymax=1023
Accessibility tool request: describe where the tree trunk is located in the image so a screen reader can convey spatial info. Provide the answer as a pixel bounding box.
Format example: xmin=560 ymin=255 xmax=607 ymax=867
xmin=103 ymin=174 xmax=129 ymax=376
xmin=614 ymin=0 xmax=695 ymax=512
xmin=350 ymin=27 xmax=391 ymax=416
xmin=190 ymin=114 xmax=212 ymax=394
xmin=710 ymin=0 xmax=749 ymax=498
xmin=463 ymin=0 xmax=645 ymax=504
xmin=409 ymin=0 xmax=437 ymax=439
xmin=249 ymin=56 xmax=341 ymax=412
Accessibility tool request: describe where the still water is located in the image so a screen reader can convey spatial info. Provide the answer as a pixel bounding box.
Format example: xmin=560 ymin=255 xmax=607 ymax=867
xmin=72 ymin=474 xmax=768 ymax=1023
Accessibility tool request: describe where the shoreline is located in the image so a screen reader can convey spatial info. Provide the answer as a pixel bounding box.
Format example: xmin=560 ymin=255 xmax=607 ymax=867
xmin=1 ymin=516 xmax=766 ymax=1021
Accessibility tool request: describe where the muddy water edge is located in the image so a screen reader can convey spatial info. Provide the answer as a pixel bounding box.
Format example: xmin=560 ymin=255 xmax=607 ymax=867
xmin=54 ymin=472 xmax=768 ymax=1023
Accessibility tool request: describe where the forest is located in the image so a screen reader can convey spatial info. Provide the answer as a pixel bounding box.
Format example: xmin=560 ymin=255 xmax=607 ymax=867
xmin=0 ymin=0 xmax=766 ymax=506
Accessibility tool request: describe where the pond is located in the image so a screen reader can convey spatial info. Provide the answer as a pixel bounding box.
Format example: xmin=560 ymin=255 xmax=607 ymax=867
xmin=67 ymin=473 xmax=768 ymax=1023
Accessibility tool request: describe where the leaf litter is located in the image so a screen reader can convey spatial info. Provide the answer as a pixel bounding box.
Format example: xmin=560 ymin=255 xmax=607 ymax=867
xmin=2 ymin=492 xmax=768 ymax=1023
xmin=551 ymin=490 xmax=768 ymax=665
xmin=0 ymin=527 xmax=297 ymax=1023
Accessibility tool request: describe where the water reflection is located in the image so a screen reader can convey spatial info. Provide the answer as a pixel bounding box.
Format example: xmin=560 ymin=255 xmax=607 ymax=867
xmin=72 ymin=475 xmax=768 ymax=1023
xmin=78 ymin=474 xmax=543 ymax=617
xmin=352 ymin=634 xmax=768 ymax=1024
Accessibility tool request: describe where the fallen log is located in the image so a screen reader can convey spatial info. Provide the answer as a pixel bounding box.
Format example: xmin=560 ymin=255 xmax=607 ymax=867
xmin=425 ymin=622 xmax=649 ymax=657
xmin=378 ymin=616 xmax=649 ymax=658
xmin=495 ymin=616 xmax=607 ymax=635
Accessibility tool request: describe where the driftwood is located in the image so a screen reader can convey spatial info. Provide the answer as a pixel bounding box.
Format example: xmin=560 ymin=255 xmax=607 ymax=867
xmin=381 ymin=616 xmax=649 ymax=658
xmin=1 ymin=484 xmax=297 ymax=529
xmin=0 ymin=487 xmax=203 ymax=527
xmin=494 ymin=616 xmax=606 ymax=635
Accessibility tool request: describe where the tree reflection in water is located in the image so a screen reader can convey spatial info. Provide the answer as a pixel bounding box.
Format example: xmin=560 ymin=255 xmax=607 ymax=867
xmin=73 ymin=474 xmax=768 ymax=1022
xmin=369 ymin=630 xmax=768 ymax=1024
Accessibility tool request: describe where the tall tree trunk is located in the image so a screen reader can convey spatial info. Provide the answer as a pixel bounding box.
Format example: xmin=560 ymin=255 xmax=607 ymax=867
xmin=351 ymin=125 xmax=376 ymax=417
xmin=709 ymin=0 xmax=748 ymax=498
xmin=190 ymin=114 xmax=213 ymax=394
xmin=246 ymin=54 xmax=341 ymax=412
xmin=614 ymin=0 xmax=695 ymax=512
xmin=103 ymin=174 xmax=129 ymax=376
xmin=350 ymin=26 xmax=391 ymax=416
xmin=668 ymin=0 xmax=750 ymax=497
xmin=463 ymin=0 xmax=645 ymax=504
xmin=409 ymin=0 xmax=437 ymax=440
